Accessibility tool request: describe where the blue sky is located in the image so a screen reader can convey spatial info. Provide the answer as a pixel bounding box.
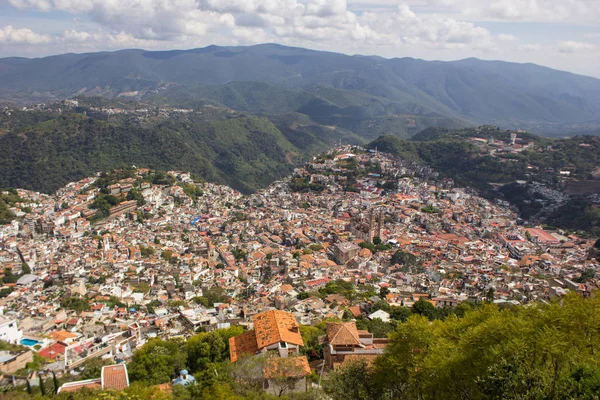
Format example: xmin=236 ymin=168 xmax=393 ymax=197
xmin=1 ymin=0 xmax=599 ymax=78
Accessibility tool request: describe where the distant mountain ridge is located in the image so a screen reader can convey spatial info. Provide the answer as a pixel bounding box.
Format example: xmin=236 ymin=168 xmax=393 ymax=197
xmin=1 ymin=44 xmax=600 ymax=135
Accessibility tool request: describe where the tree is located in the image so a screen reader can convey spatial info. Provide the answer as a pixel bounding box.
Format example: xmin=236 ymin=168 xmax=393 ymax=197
xmin=230 ymin=353 xmax=268 ymax=396
xmin=39 ymin=373 xmax=46 ymax=396
xmin=379 ymin=287 xmax=390 ymax=298
xmin=299 ymin=325 xmax=322 ymax=361
xmin=366 ymin=318 xmax=395 ymax=338
xmin=79 ymin=357 xmax=112 ymax=380
xmin=297 ymin=292 xmax=310 ymax=300
xmin=390 ymin=250 xmax=422 ymax=272
xmin=21 ymin=263 xmax=31 ymax=275
xmin=52 ymin=371 xmax=59 ymax=394
xmin=389 ymin=306 xmax=412 ymax=322
xmin=128 ymin=338 xmax=187 ymax=384
xmin=323 ymin=360 xmax=378 ymax=400
xmin=369 ymin=293 xmax=600 ymax=400
xmin=486 ymin=287 xmax=495 ymax=303
xmin=161 ymin=250 xmax=173 ymax=261
xmin=359 ymin=242 xmax=375 ymax=252
xmin=411 ymin=299 xmax=438 ymax=320
xmin=203 ymin=286 xmax=230 ymax=306
xmin=186 ymin=331 xmax=226 ymax=373
xmin=60 ymin=295 xmax=90 ymax=312
xmin=139 ymin=245 xmax=155 ymax=258
xmin=265 ymin=356 xmax=312 ymax=397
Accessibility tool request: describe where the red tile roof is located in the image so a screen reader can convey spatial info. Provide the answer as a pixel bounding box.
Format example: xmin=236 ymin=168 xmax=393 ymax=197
xmin=229 ymin=330 xmax=259 ymax=362
xmin=264 ymin=356 xmax=311 ymax=379
xmin=254 ymin=310 xmax=303 ymax=349
xmin=327 ymin=322 xmax=361 ymax=346
xmin=102 ymin=364 xmax=129 ymax=390
xmin=38 ymin=342 xmax=67 ymax=359
xmin=229 ymin=310 xmax=304 ymax=362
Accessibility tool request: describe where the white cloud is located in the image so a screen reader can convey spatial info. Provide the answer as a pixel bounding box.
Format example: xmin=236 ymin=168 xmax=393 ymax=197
xmin=557 ymin=40 xmax=596 ymax=53
xmin=0 ymin=25 xmax=52 ymax=44
xmin=8 ymin=0 xmax=52 ymax=12
xmin=421 ymin=0 xmax=600 ymax=23
xmin=519 ymin=43 xmax=543 ymax=52
xmin=2 ymin=0 xmax=500 ymax=51
xmin=497 ymin=34 xmax=518 ymax=42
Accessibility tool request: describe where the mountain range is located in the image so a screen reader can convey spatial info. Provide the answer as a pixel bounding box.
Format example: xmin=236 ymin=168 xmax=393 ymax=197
xmin=2 ymin=44 xmax=600 ymax=137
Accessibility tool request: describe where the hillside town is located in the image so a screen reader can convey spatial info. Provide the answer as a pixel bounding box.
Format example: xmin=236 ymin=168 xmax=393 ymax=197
xmin=0 ymin=145 xmax=598 ymax=394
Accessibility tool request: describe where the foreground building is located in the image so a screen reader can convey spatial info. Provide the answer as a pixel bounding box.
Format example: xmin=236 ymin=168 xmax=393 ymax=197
xmin=229 ymin=310 xmax=311 ymax=395
xmin=323 ymin=321 xmax=389 ymax=370
xmin=0 ymin=316 xmax=22 ymax=344
xmin=229 ymin=310 xmax=304 ymax=362
xmin=57 ymin=364 xmax=129 ymax=393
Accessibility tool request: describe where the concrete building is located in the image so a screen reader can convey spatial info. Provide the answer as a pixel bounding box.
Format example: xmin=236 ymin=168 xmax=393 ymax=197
xmin=333 ymin=241 xmax=361 ymax=265
xmin=0 ymin=316 xmax=22 ymax=344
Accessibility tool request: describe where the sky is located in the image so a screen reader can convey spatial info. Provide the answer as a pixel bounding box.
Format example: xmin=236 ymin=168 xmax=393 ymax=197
xmin=0 ymin=0 xmax=599 ymax=78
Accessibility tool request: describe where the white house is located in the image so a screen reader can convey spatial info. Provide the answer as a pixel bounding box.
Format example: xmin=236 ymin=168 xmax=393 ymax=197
xmin=0 ymin=316 xmax=23 ymax=344
xmin=368 ymin=309 xmax=391 ymax=323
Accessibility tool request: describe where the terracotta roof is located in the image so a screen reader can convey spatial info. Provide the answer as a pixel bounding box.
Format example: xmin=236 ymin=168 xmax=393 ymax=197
xmin=279 ymin=284 xmax=293 ymax=293
xmin=49 ymin=330 xmax=77 ymax=342
xmin=348 ymin=305 xmax=361 ymax=317
xmin=38 ymin=342 xmax=67 ymax=359
xmin=253 ymin=310 xmax=303 ymax=349
xmin=229 ymin=330 xmax=259 ymax=362
xmin=102 ymin=364 xmax=129 ymax=390
xmin=327 ymin=322 xmax=361 ymax=346
xmin=154 ymin=383 xmax=173 ymax=393
xmin=264 ymin=356 xmax=311 ymax=379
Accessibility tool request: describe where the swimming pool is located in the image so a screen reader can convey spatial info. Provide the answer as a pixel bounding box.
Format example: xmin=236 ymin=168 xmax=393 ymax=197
xmin=20 ymin=338 xmax=39 ymax=346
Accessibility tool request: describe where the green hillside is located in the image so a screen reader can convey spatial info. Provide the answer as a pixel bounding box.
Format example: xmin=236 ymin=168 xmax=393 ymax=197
xmin=144 ymin=82 xmax=467 ymax=139
xmin=0 ymin=106 xmax=361 ymax=194
xmin=371 ymin=127 xmax=600 ymax=190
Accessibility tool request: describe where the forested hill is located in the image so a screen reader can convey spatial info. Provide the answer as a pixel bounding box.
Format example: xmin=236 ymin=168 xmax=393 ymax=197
xmin=1 ymin=44 xmax=600 ymax=135
xmin=369 ymin=127 xmax=600 ymax=235
xmin=370 ymin=126 xmax=600 ymax=190
xmin=0 ymin=104 xmax=360 ymax=194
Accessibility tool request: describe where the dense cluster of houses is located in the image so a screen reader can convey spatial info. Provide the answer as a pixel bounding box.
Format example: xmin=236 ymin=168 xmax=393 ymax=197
xmin=0 ymin=144 xmax=597 ymax=394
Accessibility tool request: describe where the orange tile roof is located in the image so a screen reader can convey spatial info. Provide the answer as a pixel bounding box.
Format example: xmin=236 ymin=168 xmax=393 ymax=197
xmin=348 ymin=305 xmax=361 ymax=317
xmin=279 ymin=284 xmax=293 ymax=293
xmin=264 ymin=356 xmax=311 ymax=379
xmin=49 ymin=330 xmax=77 ymax=342
xmin=253 ymin=310 xmax=303 ymax=349
xmin=38 ymin=342 xmax=67 ymax=359
xmin=327 ymin=322 xmax=361 ymax=346
xmin=229 ymin=330 xmax=259 ymax=362
xmin=102 ymin=364 xmax=129 ymax=390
